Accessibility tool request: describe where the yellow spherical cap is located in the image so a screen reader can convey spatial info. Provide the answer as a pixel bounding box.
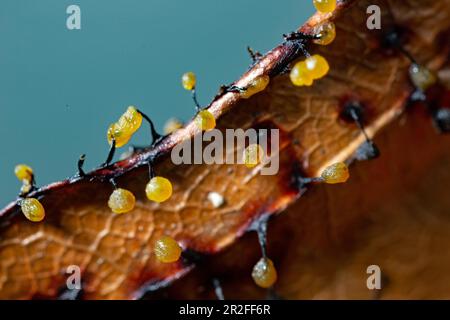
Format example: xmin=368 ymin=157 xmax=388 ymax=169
xmin=146 ymin=176 xmax=173 ymax=203
xmin=107 ymin=123 xmax=132 ymax=148
xmin=290 ymin=61 xmax=314 ymax=87
xmin=21 ymin=198 xmax=45 ymax=222
xmin=240 ymin=75 xmax=270 ymax=99
xmin=251 ymin=257 xmax=277 ymax=288
xmin=108 ymin=188 xmax=136 ymax=214
xmin=305 ymin=54 xmax=330 ymax=80
xmin=182 ymin=72 xmax=196 ymax=91
xmin=195 ymin=110 xmax=216 ymax=131
xmin=321 ymin=162 xmax=350 ymax=184
xmin=243 ymin=144 xmax=265 ymax=168
xmin=117 ymin=106 xmax=143 ymax=135
xmin=15 ymin=164 xmax=33 ymax=182
xmin=154 ymin=235 xmax=182 ymax=263
xmin=313 ymin=0 xmax=337 ymax=13
xmin=313 ymin=22 xmax=336 ymax=46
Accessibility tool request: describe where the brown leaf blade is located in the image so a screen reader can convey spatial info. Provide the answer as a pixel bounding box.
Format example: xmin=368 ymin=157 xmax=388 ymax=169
xmin=1 ymin=0 xmax=449 ymax=299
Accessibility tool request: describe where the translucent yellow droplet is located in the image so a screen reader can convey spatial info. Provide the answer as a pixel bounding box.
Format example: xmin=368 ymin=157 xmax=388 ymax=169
xmin=195 ymin=110 xmax=216 ymax=131
xmin=251 ymin=257 xmax=277 ymax=288
xmin=240 ymin=75 xmax=270 ymax=99
xmin=146 ymin=176 xmax=173 ymax=203
xmin=321 ymin=162 xmax=349 ymax=184
xmin=20 ymin=198 xmax=45 ymax=222
xmin=107 ymin=123 xmax=132 ymax=148
xmin=164 ymin=118 xmax=183 ymax=134
xmin=313 ymin=0 xmax=336 ymax=13
xmin=108 ymin=188 xmax=136 ymax=214
xmin=106 ymin=107 xmax=143 ymax=148
xmin=305 ymin=54 xmax=330 ymax=80
xmin=313 ymin=22 xmax=336 ymax=46
xmin=290 ymin=61 xmax=314 ymax=86
xmin=154 ymin=235 xmax=182 ymax=263
xmin=15 ymin=164 xmax=33 ymax=183
xmin=291 ymin=55 xmax=329 ymax=85
xmin=243 ymin=144 xmax=265 ymax=168
xmin=117 ymin=106 xmax=143 ymax=136
xmin=409 ymin=64 xmax=437 ymax=92
xmin=182 ymin=72 xmax=196 ymax=91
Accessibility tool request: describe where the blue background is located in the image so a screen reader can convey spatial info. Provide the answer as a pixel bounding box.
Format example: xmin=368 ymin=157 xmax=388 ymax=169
xmin=0 ymin=0 xmax=314 ymax=207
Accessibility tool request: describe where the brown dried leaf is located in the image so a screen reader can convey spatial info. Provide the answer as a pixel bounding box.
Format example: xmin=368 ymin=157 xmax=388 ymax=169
xmin=1 ymin=0 xmax=449 ymax=299
xmin=154 ymin=107 xmax=450 ymax=299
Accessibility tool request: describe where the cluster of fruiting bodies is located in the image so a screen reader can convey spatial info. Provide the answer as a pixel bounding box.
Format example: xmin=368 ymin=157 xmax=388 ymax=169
xmin=16 ymin=0 xmax=408 ymax=292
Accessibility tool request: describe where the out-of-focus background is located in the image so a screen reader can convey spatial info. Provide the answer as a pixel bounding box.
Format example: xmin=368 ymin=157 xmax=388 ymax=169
xmin=0 ymin=0 xmax=314 ymax=207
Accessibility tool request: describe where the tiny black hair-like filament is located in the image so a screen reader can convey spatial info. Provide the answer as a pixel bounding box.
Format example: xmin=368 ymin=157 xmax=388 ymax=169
xmin=109 ymin=177 xmax=118 ymax=190
xmin=102 ymin=138 xmax=116 ymax=167
xmin=247 ymin=46 xmax=262 ymax=64
xmin=256 ymin=215 xmax=269 ymax=258
xmin=342 ymin=101 xmax=380 ymax=161
xmin=191 ymin=88 xmax=202 ymax=112
xmin=77 ymin=154 xmax=86 ymax=177
xmin=136 ymin=109 xmax=162 ymax=146
xmin=147 ymin=161 xmax=155 ymax=180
